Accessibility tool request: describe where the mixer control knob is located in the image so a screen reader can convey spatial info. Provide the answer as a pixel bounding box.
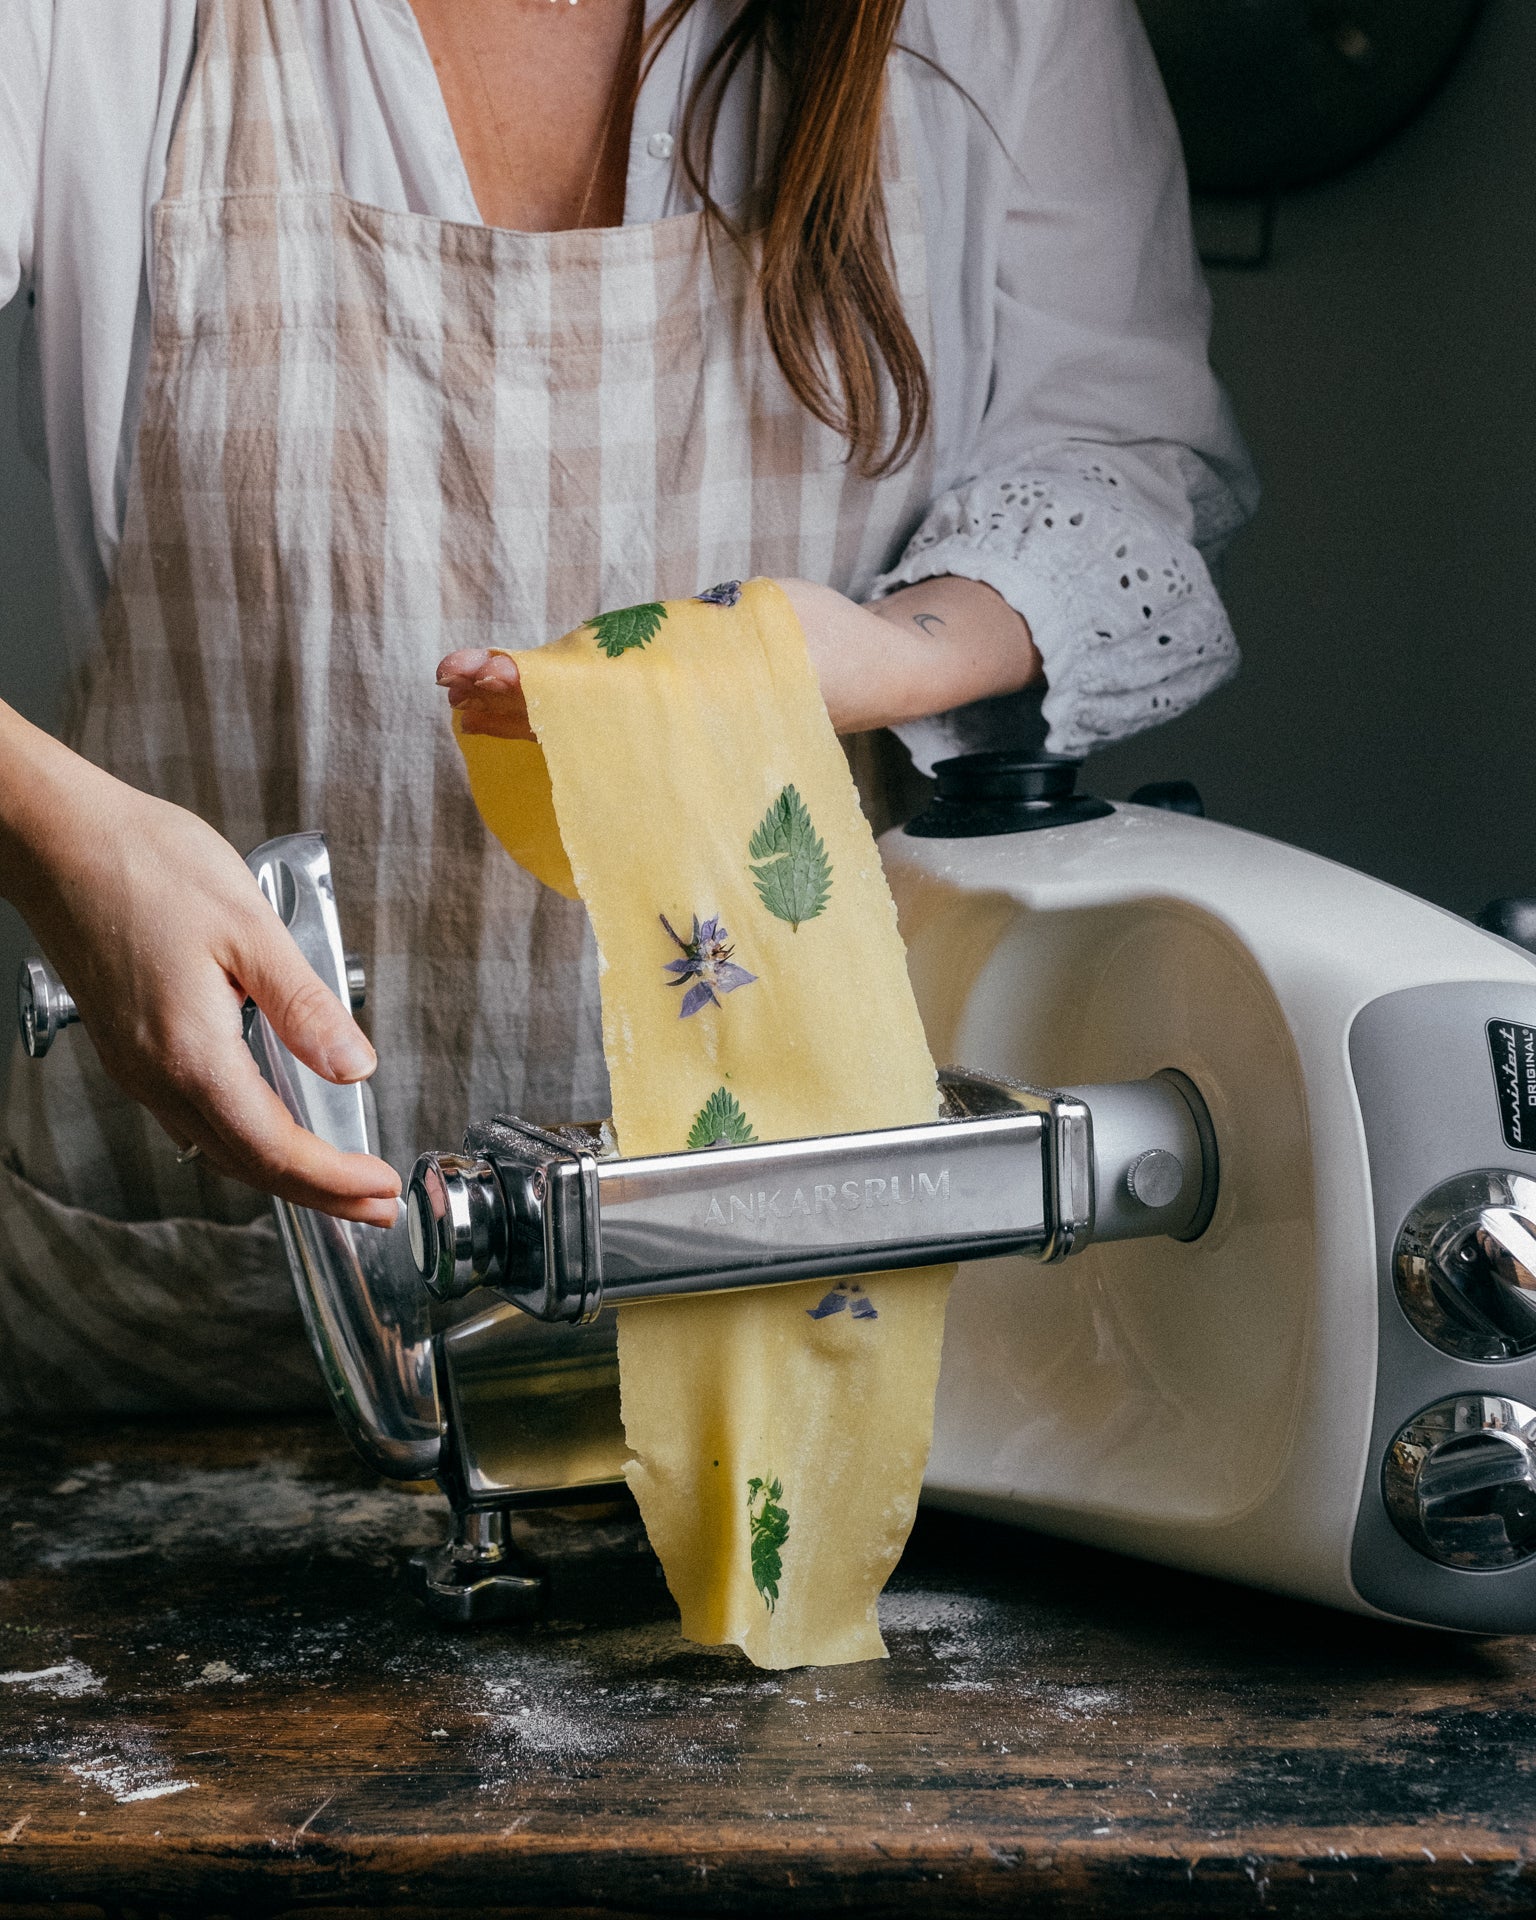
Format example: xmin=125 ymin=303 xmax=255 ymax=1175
xmin=1394 ymin=1171 xmax=1536 ymax=1361
xmin=1383 ymin=1394 xmax=1536 ymax=1570
xmin=905 ymin=752 xmax=1114 ymax=839
xmin=1128 ymin=779 xmax=1205 ymax=818
xmin=1477 ymin=898 xmax=1536 ymax=957
xmin=407 ymin=1153 xmax=508 ymax=1301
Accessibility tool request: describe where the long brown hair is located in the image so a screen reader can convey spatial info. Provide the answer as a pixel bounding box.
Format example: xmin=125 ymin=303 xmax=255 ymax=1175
xmin=645 ymin=0 xmax=929 ymax=478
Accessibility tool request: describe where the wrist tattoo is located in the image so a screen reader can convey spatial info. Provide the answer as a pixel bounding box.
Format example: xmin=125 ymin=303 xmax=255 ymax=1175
xmin=912 ymin=612 xmax=946 ymax=636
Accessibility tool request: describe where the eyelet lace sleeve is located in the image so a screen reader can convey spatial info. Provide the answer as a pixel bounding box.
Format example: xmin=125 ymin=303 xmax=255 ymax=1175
xmin=871 ymin=446 xmax=1242 ymax=772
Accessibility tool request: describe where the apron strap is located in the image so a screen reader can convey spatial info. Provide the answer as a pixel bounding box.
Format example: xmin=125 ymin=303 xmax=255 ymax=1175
xmin=164 ymin=0 xmax=345 ymax=203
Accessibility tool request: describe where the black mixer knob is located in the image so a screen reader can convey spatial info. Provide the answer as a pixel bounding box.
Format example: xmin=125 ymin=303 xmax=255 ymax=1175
xmin=1128 ymin=779 xmax=1205 ymax=817
xmin=905 ymin=753 xmax=1114 ymax=839
xmin=1478 ymin=898 xmax=1536 ymax=957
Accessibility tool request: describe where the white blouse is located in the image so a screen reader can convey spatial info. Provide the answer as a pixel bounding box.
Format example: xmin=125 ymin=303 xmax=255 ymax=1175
xmin=0 ymin=0 xmax=1258 ymax=766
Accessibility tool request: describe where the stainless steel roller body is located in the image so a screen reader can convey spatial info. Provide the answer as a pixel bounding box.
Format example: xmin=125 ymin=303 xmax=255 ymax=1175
xmin=404 ymin=1068 xmax=1218 ymax=1326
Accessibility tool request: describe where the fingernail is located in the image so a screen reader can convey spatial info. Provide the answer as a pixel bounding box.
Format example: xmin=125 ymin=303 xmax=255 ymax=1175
xmin=327 ymin=1037 xmax=377 ymax=1083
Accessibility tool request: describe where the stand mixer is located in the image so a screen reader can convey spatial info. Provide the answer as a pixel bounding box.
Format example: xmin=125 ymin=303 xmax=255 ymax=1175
xmin=20 ymin=753 xmax=1536 ymax=1634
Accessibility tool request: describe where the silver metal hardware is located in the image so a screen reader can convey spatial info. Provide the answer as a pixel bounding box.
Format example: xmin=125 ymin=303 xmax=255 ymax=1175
xmin=18 ymin=949 xmax=364 ymax=1052
xmin=1042 ymin=1090 xmax=1093 ymax=1262
xmin=408 ymin=1154 xmax=508 ymax=1302
xmin=1065 ymin=1068 xmax=1218 ymax=1246
xmin=16 ymin=957 xmax=78 ymax=1059
xmin=1128 ymin=1149 xmax=1186 ymax=1210
xmin=407 ymin=1068 xmax=1217 ymax=1323
xmin=436 ymin=1303 xmax=626 ymax=1506
xmin=1394 ymin=1170 xmax=1536 ymax=1362
xmin=1383 ymin=1394 xmax=1536 ymax=1570
xmin=244 ymin=835 xmax=442 ymax=1481
xmin=408 ymin=1507 xmax=545 ymax=1626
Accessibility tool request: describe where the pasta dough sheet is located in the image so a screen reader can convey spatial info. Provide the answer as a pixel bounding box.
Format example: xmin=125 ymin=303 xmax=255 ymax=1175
xmin=458 ymin=579 xmax=953 ymax=1668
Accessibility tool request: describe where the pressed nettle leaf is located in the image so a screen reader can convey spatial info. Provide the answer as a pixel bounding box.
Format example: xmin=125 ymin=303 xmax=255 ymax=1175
xmin=747 ymin=1476 xmax=790 ymax=1615
xmin=660 ymin=913 xmax=757 ymax=1019
xmin=687 ymin=1087 xmax=759 ymax=1150
xmin=588 ymin=601 xmax=666 ymax=659
xmin=748 ymin=784 xmax=832 ymax=931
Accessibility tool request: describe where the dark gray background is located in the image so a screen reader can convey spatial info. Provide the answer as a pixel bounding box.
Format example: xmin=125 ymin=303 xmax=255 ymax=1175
xmin=2 ymin=0 xmax=1532 ymax=1096
xmin=1093 ymin=0 xmax=1536 ymax=910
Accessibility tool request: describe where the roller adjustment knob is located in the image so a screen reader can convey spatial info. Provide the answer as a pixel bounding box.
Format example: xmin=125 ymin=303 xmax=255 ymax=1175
xmin=19 ymin=952 xmax=363 ymax=1057
xmin=17 ymin=958 xmax=79 ymax=1059
xmin=1127 ymin=1148 xmax=1186 ymax=1211
xmin=407 ymin=1153 xmax=508 ymax=1300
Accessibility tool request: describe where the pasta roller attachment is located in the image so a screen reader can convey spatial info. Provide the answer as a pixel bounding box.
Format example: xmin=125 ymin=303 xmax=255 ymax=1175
xmin=404 ymin=1068 xmax=1219 ymax=1323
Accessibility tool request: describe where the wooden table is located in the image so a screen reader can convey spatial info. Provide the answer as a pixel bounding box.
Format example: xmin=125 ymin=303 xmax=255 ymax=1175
xmin=2 ymin=1418 xmax=1535 ymax=1918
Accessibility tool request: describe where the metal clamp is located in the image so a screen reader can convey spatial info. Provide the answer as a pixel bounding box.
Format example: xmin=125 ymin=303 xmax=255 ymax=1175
xmin=408 ymin=1508 xmax=545 ymax=1627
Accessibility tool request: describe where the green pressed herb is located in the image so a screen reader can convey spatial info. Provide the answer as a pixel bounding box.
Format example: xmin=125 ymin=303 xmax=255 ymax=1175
xmin=686 ymin=1087 xmax=759 ymax=1151
xmin=588 ymin=601 xmax=667 ymax=659
xmin=747 ymin=784 xmax=832 ymax=930
xmin=747 ymin=1476 xmax=790 ymax=1614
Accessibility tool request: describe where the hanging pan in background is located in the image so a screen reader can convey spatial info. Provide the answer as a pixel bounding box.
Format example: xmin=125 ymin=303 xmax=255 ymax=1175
xmin=1135 ymin=0 xmax=1486 ymax=261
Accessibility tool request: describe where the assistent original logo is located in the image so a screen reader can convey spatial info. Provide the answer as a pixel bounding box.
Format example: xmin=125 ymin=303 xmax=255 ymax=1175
xmin=1488 ymin=1019 xmax=1536 ymax=1153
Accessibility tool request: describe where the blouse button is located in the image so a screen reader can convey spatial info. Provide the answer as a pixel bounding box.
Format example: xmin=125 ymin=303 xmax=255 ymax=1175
xmin=646 ymin=131 xmax=676 ymax=161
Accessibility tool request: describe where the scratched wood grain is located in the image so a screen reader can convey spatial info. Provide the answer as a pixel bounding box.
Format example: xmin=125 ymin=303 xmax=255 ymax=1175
xmin=1 ymin=1417 xmax=1535 ymax=1918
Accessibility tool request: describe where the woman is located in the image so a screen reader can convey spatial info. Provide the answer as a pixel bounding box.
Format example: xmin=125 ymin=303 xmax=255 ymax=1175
xmin=0 ymin=0 xmax=1255 ymax=1412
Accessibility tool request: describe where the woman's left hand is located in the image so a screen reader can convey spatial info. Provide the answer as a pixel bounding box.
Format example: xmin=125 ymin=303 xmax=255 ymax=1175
xmin=435 ymin=575 xmax=1041 ymax=739
xmin=437 ymin=648 xmax=532 ymax=738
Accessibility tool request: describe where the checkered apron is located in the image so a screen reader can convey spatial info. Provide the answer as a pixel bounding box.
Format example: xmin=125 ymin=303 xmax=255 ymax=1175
xmin=0 ymin=0 xmax=933 ymax=1414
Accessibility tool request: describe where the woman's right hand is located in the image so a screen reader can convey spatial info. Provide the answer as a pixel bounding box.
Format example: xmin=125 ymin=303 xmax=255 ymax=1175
xmin=0 ymin=705 xmax=400 ymax=1228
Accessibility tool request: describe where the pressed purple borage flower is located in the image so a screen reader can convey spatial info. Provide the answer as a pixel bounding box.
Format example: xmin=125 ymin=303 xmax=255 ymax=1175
xmin=808 ymin=1282 xmax=879 ymax=1323
xmin=695 ymin=580 xmax=743 ymax=609
xmin=660 ymin=913 xmax=758 ymax=1019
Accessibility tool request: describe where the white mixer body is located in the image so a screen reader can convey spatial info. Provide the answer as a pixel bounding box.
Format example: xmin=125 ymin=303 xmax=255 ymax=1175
xmin=884 ymin=801 xmax=1536 ymax=1629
